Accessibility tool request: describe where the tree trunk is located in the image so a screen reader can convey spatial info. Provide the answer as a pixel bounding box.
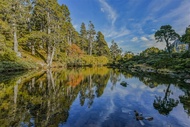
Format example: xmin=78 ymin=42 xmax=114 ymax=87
xmin=88 ymin=41 xmax=92 ymax=56
xmin=47 ymin=44 xmax=51 ymax=67
xmin=49 ymin=45 xmax=55 ymax=67
xmin=31 ymin=44 xmax=35 ymax=55
xmin=13 ymin=25 xmax=18 ymax=54
xmin=14 ymin=84 xmax=18 ymax=104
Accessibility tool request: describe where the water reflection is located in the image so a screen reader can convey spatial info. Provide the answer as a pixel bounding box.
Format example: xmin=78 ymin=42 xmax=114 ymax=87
xmin=153 ymin=84 xmax=179 ymax=115
xmin=0 ymin=68 xmax=190 ymax=127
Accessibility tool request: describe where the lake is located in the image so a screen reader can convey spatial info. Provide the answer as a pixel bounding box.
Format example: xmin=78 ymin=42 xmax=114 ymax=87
xmin=0 ymin=67 xmax=190 ymax=127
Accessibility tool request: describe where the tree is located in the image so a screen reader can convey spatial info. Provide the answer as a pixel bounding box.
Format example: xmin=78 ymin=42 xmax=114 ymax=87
xmin=140 ymin=47 xmax=160 ymax=57
xmin=109 ymin=40 xmax=122 ymax=61
xmin=155 ymin=25 xmax=179 ymax=55
xmin=153 ymin=84 xmax=179 ymax=115
xmin=5 ymin=0 xmax=27 ymax=56
xmin=124 ymin=51 xmax=134 ymax=60
xmin=32 ymin=0 xmax=72 ymax=67
xmin=181 ymin=25 xmax=190 ymax=51
xmin=87 ymin=21 xmax=96 ymax=56
xmin=79 ymin=22 xmax=88 ymax=53
xmin=94 ymin=31 xmax=110 ymax=56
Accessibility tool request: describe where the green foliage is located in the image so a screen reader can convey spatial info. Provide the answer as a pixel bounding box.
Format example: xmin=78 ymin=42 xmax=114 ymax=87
xmin=181 ymin=25 xmax=190 ymax=51
xmin=124 ymin=51 xmax=134 ymax=60
xmin=80 ymin=55 xmax=108 ymax=66
xmin=87 ymin=21 xmax=96 ymax=55
xmin=94 ymin=31 xmax=110 ymax=56
xmin=109 ymin=40 xmax=122 ymax=62
xmin=140 ymin=47 xmax=160 ymax=57
xmin=0 ymin=61 xmax=36 ymax=72
xmin=0 ymin=0 xmax=111 ymax=69
xmin=155 ymin=25 xmax=180 ymax=54
xmin=0 ymin=49 xmax=17 ymax=61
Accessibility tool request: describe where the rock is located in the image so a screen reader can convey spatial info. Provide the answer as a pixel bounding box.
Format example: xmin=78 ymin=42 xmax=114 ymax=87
xmin=120 ymin=81 xmax=128 ymax=87
xmin=144 ymin=116 xmax=154 ymax=121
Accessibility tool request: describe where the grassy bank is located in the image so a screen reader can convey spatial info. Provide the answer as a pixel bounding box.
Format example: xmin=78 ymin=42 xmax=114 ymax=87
xmin=0 ymin=47 xmax=109 ymax=72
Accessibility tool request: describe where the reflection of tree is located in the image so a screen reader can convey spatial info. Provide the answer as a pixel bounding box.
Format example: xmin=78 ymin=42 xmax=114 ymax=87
xmin=110 ymin=69 xmax=121 ymax=90
xmin=122 ymin=71 xmax=133 ymax=79
xmin=0 ymin=67 xmax=110 ymax=126
xmin=179 ymin=85 xmax=190 ymax=116
xmin=153 ymin=84 xmax=179 ymax=115
xmin=124 ymin=70 xmax=179 ymax=89
xmin=79 ymin=69 xmax=110 ymax=108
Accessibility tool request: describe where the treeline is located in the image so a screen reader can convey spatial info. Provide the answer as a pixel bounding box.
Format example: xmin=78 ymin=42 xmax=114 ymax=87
xmin=0 ymin=0 xmax=114 ymax=69
xmin=110 ymin=25 xmax=190 ymax=74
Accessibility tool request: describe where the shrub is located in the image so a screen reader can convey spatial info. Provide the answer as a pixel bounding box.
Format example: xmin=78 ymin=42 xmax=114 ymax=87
xmin=0 ymin=49 xmax=17 ymax=61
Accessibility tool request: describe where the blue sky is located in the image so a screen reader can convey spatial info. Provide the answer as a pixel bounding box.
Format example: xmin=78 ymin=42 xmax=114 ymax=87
xmin=58 ymin=0 xmax=190 ymax=53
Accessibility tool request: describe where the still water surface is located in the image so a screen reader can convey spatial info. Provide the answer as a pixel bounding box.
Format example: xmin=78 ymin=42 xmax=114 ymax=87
xmin=0 ymin=67 xmax=190 ymax=127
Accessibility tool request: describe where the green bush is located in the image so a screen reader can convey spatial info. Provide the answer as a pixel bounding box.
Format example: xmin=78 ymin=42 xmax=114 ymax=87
xmin=0 ymin=49 xmax=17 ymax=61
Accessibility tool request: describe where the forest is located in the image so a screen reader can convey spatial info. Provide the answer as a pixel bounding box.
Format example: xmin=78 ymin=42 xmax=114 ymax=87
xmin=0 ymin=0 xmax=123 ymax=72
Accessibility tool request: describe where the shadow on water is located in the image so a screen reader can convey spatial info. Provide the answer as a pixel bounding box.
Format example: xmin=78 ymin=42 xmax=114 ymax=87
xmin=0 ymin=67 xmax=190 ymax=126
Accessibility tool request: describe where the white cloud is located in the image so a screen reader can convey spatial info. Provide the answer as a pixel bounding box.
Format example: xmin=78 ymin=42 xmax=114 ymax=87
xmin=99 ymin=0 xmax=118 ymax=26
xmin=100 ymin=8 xmax=105 ymax=12
xmin=104 ymin=27 xmax=130 ymax=39
xmin=141 ymin=36 xmax=149 ymax=41
xmin=73 ymin=24 xmax=78 ymax=29
xmin=141 ymin=34 xmax=166 ymax=50
xmin=131 ymin=37 xmax=138 ymax=42
xmin=146 ymin=0 xmax=172 ymax=15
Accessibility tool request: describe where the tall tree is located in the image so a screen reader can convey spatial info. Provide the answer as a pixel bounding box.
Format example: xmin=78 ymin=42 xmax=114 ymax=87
xmin=4 ymin=0 xmax=27 ymax=56
xmin=87 ymin=21 xmax=96 ymax=56
xmin=155 ymin=25 xmax=179 ymax=55
xmin=94 ymin=31 xmax=110 ymax=56
xmin=110 ymin=40 xmax=122 ymax=61
xmin=79 ymin=22 xmax=88 ymax=53
xmin=181 ymin=25 xmax=190 ymax=51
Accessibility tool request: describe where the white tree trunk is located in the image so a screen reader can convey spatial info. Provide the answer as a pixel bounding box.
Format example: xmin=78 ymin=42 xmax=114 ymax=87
xmin=13 ymin=25 xmax=18 ymax=54
xmin=49 ymin=46 xmax=55 ymax=67
xmin=31 ymin=45 xmax=35 ymax=55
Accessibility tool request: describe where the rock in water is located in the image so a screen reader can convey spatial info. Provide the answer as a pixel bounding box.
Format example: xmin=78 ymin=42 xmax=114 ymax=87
xmin=144 ymin=116 xmax=153 ymax=121
xmin=120 ymin=81 xmax=128 ymax=87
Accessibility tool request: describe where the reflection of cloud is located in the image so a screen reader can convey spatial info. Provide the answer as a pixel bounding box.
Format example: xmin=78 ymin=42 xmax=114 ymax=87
xmin=97 ymin=97 xmax=116 ymax=126
xmin=99 ymin=0 xmax=117 ymax=26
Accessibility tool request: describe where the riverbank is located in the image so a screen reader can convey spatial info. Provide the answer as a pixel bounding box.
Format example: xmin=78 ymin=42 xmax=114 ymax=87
xmin=108 ymin=63 xmax=190 ymax=84
xmin=107 ymin=51 xmax=190 ymax=84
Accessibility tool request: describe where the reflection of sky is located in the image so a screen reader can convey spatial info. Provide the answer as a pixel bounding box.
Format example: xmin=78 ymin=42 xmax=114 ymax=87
xmin=60 ymin=74 xmax=190 ymax=127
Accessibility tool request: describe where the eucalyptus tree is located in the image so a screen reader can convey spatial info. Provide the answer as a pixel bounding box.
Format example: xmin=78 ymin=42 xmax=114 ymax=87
xmin=87 ymin=21 xmax=96 ymax=56
xmin=155 ymin=25 xmax=179 ymax=55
